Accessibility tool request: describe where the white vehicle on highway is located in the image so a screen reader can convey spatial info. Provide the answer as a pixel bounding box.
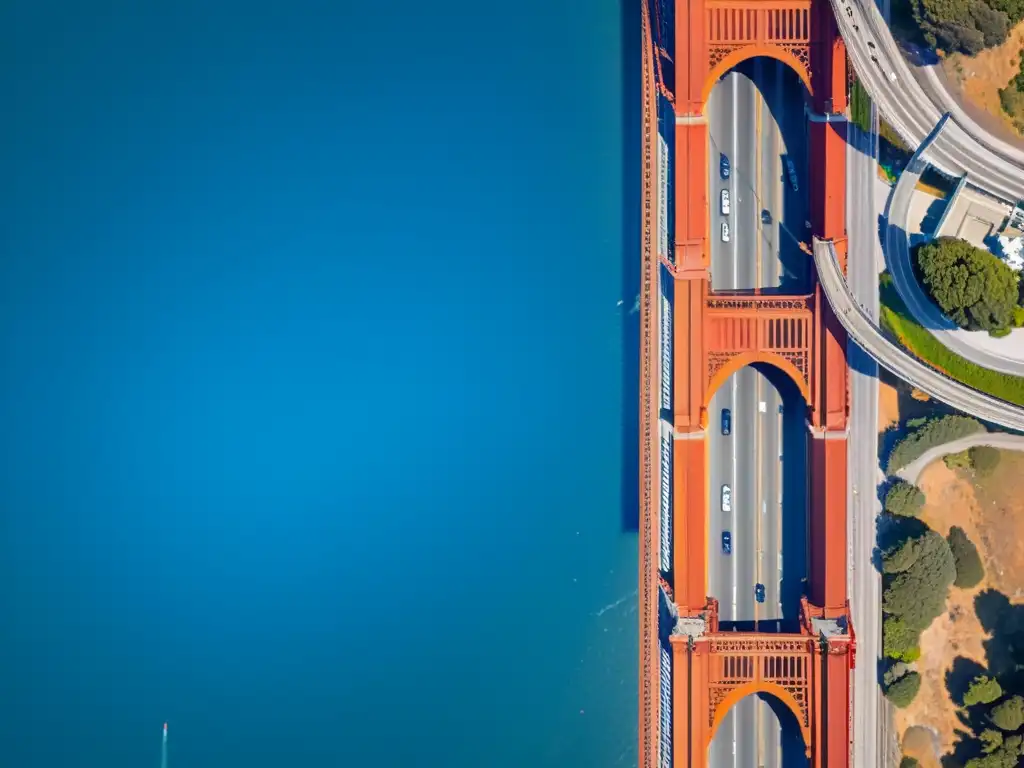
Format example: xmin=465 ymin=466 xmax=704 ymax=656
xmin=721 ymin=221 xmax=730 ymax=243
xmin=721 ymin=484 xmax=732 ymax=513
xmin=721 ymin=188 xmax=730 ymax=215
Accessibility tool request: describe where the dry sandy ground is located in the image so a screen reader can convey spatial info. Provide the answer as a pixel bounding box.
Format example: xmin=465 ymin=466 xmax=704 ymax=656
xmin=878 ymin=380 xmax=900 ymax=432
xmin=894 ymin=452 xmax=1024 ymax=763
xmin=941 ymin=23 xmax=1024 ymax=136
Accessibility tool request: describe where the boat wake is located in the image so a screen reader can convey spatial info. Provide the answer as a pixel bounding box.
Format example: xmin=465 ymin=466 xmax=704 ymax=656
xmin=595 ymin=589 xmax=638 ymax=617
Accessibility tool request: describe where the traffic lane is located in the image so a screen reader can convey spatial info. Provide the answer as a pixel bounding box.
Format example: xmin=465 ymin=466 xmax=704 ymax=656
xmin=760 ymin=382 xmax=783 ymax=624
xmin=737 ymin=697 xmax=758 ymax=768
xmin=777 ymin=67 xmax=809 ymax=289
xmin=778 ymin=396 xmax=808 ymax=619
xmin=707 ymin=387 xmax=731 ymax=612
xmin=759 ymin=65 xmax=784 ymax=289
xmin=708 ymin=711 xmax=731 ymax=768
xmin=735 ymin=72 xmax=758 ymax=290
xmin=759 ymin=696 xmax=782 ymax=768
xmin=707 ymin=74 xmax=735 ymax=289
xmin=757 ymin=381 xmax=784 ymax=768
xmin=734 ymin=367 xmax=758 ymax=622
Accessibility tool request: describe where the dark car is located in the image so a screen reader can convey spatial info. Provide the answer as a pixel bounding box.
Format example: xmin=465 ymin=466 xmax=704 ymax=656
xmin=761 ymin=209 xmax=772 ymax=225
xmin=721 ymin=408 xmax=732 ymax=436
xmin=754 ymin=583 xmax=766 ymax=603
xmin=722 ymin=531 xmax=732 ymax=555
xmin=720 ymin=154 xmax=730 ymax=180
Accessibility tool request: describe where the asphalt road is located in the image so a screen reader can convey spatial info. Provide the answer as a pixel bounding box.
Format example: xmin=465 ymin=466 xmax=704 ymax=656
xmin=833 ymin=0 xmax=1024 ymax=202
xmin=705 ymin=58 xmax=809 ymax=767
xmin=846 ymin=120 xmax=886 ymax=768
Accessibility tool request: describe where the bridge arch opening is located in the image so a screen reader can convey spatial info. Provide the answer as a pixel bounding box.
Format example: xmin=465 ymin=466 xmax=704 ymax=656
xmin=707 ymin=684 xmax=811 ymax=766
xmin=705 ymin=351 xmax=809 ymax=412
xmin=701 ymin=46 xmax=812 ymax=108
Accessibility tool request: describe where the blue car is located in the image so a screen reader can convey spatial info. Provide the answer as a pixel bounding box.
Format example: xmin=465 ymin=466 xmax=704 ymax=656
xmin=755 ymin=583 xmax=766 ymax=603
xmin=721 ymin=531 xmax=732 ymax=555
xmin=721 ymin=408 xmax=732 ymax=436
xmin=720 ymin=154 xmax=731 ymax=180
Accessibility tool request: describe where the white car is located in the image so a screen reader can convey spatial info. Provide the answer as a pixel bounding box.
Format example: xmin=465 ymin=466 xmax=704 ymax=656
xmin=721 ymin=188 xmax=731 ymax=216
xmin=721 ymin=221 xmax=730 ymax=243
xmin=721 ymin=484 xmax=732 ymax=513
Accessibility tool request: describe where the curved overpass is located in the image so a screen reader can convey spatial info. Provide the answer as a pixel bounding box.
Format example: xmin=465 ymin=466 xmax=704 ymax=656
xmin=832 ymin=0 xmax=1024 ymax=202
xmin=812 ymin=237 xmax=1024 ymax=431
xmin=884 ymin=116 xmax=1024 ymax=375
xmin=895 ymin=432 xmax=1024 ymax=484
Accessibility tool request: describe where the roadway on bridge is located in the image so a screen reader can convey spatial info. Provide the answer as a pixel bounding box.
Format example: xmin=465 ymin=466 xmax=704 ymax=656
xmin=706 ymin=58 xmax=809 ymax=768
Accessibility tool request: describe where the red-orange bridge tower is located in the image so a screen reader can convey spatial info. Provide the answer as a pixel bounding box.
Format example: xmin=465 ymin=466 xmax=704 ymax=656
xmin=637 ymin=0 xmax=856 ymax=766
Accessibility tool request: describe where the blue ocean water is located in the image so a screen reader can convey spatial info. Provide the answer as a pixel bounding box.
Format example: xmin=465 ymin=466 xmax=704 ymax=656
xmin=0 ymin=1 xmax=640 ymax=766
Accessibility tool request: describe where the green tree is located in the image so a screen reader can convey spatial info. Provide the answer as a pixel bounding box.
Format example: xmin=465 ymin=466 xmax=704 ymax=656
xmin=886 ymin=671 xmax=922 ymax=708
xmin=989 ymin=695 xmax=1024 ymax=731
xmin=980 ymin=728 xmax=1005 ymax=753
xmin=966 ymin=734 xmax=1024 ymax=767
xmin=949 ymin=526 xmax=985 ymax=589
xmin=944 ymin=449 xmax=973 ymax=469
xmin=988 ymin=0 xmax=1024 ymax=24
xmin=883 ymin=616 xmax=921 ymax=661
xmin=887 ymin=415 xmax=986 ymax=473
xmin=971 ymin=445 xmax=1001 ymax=476
xmin=886 ymin=481 xmax=926 ymax=517
xmin=899 ymin=757 xmax=921 ymax=768
xmin=970 ymin=1 xmax=1010 ymax=46
xmin=883 ymin=530 xmax=957 ymax=629
xmin=964 ymin=675 xmax=1004 ymax=706
xmin=915 ymin=238 xmax=1019 ymax=333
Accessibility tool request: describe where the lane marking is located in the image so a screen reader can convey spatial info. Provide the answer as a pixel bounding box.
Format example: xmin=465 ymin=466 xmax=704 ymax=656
xmin=731 ymin=74 xmax=739 ymax=288
xmin=755 ymin=60 xmax=763 ymax=288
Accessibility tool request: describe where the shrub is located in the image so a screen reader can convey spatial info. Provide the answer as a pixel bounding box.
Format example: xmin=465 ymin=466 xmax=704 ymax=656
xmin=886 ymin=671 xmax=922 ymax=708
xmin=884 ymin=616 xmax=922 ymax=661
xmin=990 ymin=695 xmax=1024 ymax=731
xmin=885 ymin=481 xmax=926 ymax=517
xmin=1013 ymin=306 xmax=1024 ymax=327
xmin=884 ymin=661 xmax=911 ymax=686
xmin=964 ymin=675 xmax=1004 ymax=706
xmin=880 ymin=119 xmax=910 ymax=153
xmin=915 ymin=237 xmax=1018 ymax=333
xmin=944 ymin=449 xmax=974 ymax=469
xmin=887 ymin=415 xmax=986 ymax=473
xmin=970 ymin=445 xmax=1001 ymax=476
xmin=899 ymin=757 xmax=921 ymax=768
xmin=949 ymin=526 xmax=985 ymax=588
xmin=850 ymin=79 xmax=872 ymax=133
